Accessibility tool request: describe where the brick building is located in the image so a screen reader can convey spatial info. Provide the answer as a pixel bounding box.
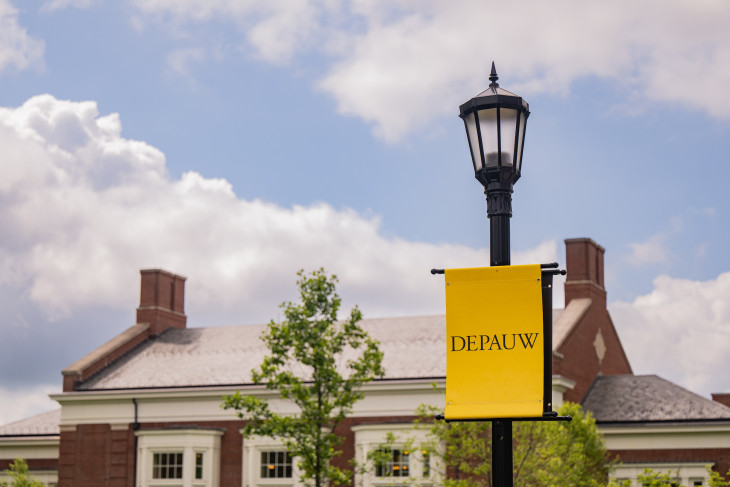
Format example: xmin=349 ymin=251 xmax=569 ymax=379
xmin=1 ymin=238 xmax=729 ymax=487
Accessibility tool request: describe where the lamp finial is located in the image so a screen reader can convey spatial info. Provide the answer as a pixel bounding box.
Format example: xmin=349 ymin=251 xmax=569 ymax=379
xmin=489 ymin=62 xmax=499 ymax=88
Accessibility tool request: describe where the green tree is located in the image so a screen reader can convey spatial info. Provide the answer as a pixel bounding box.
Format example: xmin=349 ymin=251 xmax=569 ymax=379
xmin=624 ymin=466 xmax=730 ymax=487
xmin=413 ymin=404 xmax=491 ymax=487
xmin=222 ymin=269 xmax=385 ymax=487
xmin=513 ymin=402 xmax=611 ymax=487
xmin=0 ymin=458 xmax=44 ymax=487
xmin=359 ymin=432 xmax=433 ymax=487
xmin=635 ymin=469 xmax=679 ymax=486
xmin=414 ymin=402 xmax=612 ymax=487
xmin=708 ymin=467 xmax=730 ymax=487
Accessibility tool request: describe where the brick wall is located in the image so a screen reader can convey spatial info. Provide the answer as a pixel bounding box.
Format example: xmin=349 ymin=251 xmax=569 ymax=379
xmin=58 ymin=420 xmax=244 ymax=487
xmin=57 ymin=424 xmax=136 ymax=487
xmin=59 ymin=424 xmax=114 ymax=486
xmin=554 ymin=303 xmax=632 ymax=403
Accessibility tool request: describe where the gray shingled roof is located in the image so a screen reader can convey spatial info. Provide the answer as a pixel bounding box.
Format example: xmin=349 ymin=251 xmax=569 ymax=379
xmin=79 ymin=311 xmax=566 ymax=390
xmin=582 ymin=375 xmax=730 ymax=423
xmin=0 ymin=409 xmax=60 ymax=436
xmin=79 ymin=315 xmax=449 ymax=390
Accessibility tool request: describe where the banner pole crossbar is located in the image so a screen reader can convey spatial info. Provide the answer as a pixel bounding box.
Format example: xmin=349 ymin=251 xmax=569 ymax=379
xmin=434 ymin=414 xmax=573 ymax=423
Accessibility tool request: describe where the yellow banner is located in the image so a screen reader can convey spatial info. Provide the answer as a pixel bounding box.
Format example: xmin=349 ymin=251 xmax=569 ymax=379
xmin=444 ymin=264 xmax=544 ymax=419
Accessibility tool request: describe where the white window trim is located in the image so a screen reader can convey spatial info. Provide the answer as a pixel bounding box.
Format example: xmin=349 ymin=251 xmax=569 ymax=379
xmin=352 ymin=423 xmax=442 ymax=487
xmin=609 ymin=462 xmax=714 ymax=487
xmin=241 ymin=434 xmax=302 ymax=487
xmin=136 ymin=428 xmax=223 ymax=487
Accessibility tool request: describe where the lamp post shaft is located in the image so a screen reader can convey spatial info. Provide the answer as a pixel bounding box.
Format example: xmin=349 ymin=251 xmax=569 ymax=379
xmin=487 ymin=181 xmax=514 ymax=486
xmin=486 ymin=183 xmax=513 ymax=267
xmin=492 ymin=419 xmax=513 ymax=487
xmin=489 ymin=215 xmax=510 ymax=266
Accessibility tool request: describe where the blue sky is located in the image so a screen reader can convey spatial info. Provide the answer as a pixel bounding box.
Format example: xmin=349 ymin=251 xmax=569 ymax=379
xmin=1 ymin=0 xmax=729 ymax=424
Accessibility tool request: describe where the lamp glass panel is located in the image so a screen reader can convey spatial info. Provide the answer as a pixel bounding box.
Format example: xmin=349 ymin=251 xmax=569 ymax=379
xmin=516 ymin=111 xmax=527 ymax=173
xmin=464 ymin=112 xmax=482 ymax=171
xmin=499 ymin=108 xmax=518 ymax=167
xmin=477 ymin=108 xmax=499 ymax=167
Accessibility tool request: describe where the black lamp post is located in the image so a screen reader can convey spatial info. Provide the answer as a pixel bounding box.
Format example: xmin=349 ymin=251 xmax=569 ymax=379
xmin=459 ymin=62 xmax=530 ymax=267
xmin=458 ymin=63 xmax=530 ymax=487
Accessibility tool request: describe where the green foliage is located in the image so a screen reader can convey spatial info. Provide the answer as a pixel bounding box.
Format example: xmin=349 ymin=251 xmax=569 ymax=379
xmin=357 ymin=432 xmax=433 ymax=487
xmin=363 ymin=432 xmax=400 ymax=476
xmin=708 ymin=466 xmax=730 ymax=487
xmin=361 ymin=433 xmax=409 ymax=483
xmin=626 ymin=466 xmax=730 ymax=487
xmin=635 ymin=469 xmax=680 ymax=486
xmin=513 ymin=402 xmax=611 ymax=487
xmin=415 ymin=402 xmax=612 ymax=487
xmin=222 ymin=269 xmax=385 ymax=487
xmin=0 ymin=459 xmax=44 ymax=487
xmin=415 ymin=403 xmax=491 ymax=487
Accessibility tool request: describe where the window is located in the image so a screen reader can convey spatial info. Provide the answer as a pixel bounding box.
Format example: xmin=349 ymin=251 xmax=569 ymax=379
xmin=375 ymin=449 xmax=410 ymax=477
xmin=242 ymin=435 xmax=301 ymax=487
xmin=136 ymin=428 xmax=222 ymax=487
xmin=195 ymin=453 xmax=204 ymax=480
xmin=153 ymin=452 xmax=184 ymax=479
xmin=352 ymin=423 xmax=440 ymax=487
xmin=260 ymin=451 xmax=293 ymax=479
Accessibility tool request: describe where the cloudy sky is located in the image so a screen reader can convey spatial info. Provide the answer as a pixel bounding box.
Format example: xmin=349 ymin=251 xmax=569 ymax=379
xmin=1 ymin=0 xmax=729 ymax=425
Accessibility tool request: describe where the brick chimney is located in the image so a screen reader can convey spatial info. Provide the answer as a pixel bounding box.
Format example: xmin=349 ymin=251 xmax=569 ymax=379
xmin=712 ymin=393 xmax=730 ymax=409
xmin=62 ymin=269 xmax=187 ymax=390
xmin=564 ymin=238 xmax=606 ymax=307
xmin=136 ymin=269 xmax=187 ymax=336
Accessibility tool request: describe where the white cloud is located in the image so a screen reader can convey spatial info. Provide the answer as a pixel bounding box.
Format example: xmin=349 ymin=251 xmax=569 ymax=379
xmin=0 ymin=95 xmax=557 ymax=328
xmin=0 ymin=0 xmax=44 ymax=74
xmin=610 ymin=272 xmax=730 ymax=397
xmin=166 ymin=47 xmax=206 ymax=76
xmin=319 ymin=0 xmax=730 ymax=141
xmin=40 ymin=0 xmax=96 ymax=12
xmin=131 ymin=0 xmax=332 ymax=64
xmin=0 ymin=384 xmax=59 ymax=426
xmin=129 ymin=0 xmax=730 ymax=141
xmin=625 ymin=234 xmax=671 ymax=266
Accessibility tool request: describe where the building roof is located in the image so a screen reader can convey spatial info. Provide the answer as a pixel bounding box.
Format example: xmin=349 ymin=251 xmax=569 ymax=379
xmin=79 ymin=315 xmax=449 ymax=390
xmin=582 ymin=375 xmax=730 ymax=423
xmin=79 ymin=309 xmax=569 ymax=391
xmin=552 ymin=298 xmax=589 ymax=350
xmin=0 ymin=409 xmax=60 ymax=436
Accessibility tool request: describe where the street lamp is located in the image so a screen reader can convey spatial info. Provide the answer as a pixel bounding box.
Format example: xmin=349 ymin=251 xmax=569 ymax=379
xmin=458 ymin=62 xmax=530 ymax=487
xmin=459 ymin=62 xmax=530 ymax=267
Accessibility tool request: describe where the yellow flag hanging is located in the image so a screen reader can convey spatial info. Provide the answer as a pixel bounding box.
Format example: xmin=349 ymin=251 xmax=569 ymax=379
xmin=444 ymin=264 xmax=544 ymax=419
